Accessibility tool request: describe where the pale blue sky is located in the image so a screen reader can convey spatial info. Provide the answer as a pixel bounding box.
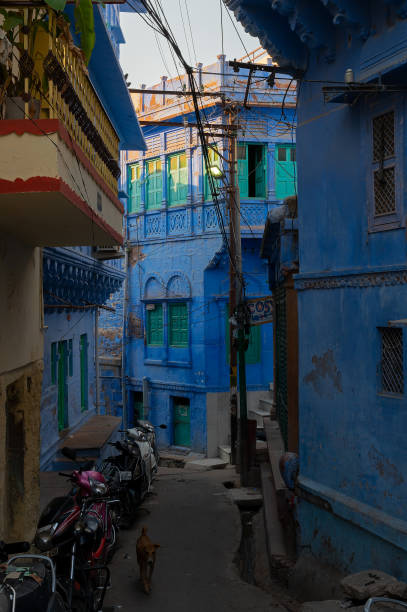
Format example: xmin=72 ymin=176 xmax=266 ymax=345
xmin=119 ymin=1 xmax=260 ymax=88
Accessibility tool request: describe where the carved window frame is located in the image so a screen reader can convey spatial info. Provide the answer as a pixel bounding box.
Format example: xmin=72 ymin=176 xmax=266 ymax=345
xmin=367 ymin=97 xmax=403 ymax=232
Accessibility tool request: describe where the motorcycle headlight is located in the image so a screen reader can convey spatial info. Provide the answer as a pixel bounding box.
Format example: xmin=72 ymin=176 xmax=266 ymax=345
xmin=35 ymin=523 xmax=57 ymax=551
xmin=84 ymin=517 xmax=99 ymax=535
xmin=89 ymin=478 xmax=107 ymax=496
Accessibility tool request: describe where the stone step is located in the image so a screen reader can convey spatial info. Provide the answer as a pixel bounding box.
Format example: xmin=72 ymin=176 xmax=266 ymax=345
xmin=188 ymin=458 xmax=228 ymax=470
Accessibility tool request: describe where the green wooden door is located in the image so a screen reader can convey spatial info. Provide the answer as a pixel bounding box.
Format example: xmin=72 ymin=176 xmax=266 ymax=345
xmin=254 ymin=146 xmax=266 ymax=197
xmin=275 ymin=145 xmax=297 ymax=199
xmin=173 ymin=399 xmax=190 ymax=447
xmin=80 ymin=334 xmax=88 ymax=412
xmin=237 ymin=144 xmax=249 ymax=198
xmin=57 ymin=341 xmax=68 ymax=431
xmin=133 ymin=392 xmax=144 ymax=421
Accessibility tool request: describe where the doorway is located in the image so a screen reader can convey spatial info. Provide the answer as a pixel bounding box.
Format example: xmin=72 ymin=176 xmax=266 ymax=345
xmin=173 ymin=397 xmax=190 ymax=447
xmin=131 ymin=391 xmax=144 ymax=423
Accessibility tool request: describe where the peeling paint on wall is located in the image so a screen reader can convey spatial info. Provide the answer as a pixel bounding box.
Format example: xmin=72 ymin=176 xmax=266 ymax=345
xmin=303 ymin=349 xmax=343 ymax=397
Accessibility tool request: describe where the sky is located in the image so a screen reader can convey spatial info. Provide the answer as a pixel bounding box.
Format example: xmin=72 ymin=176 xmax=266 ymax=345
xmin=119 ymin=0 xmax=260 ymax=88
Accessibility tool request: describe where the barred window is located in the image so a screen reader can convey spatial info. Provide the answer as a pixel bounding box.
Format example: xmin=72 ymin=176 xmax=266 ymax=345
xmin=370 ymin=109 xmax=398 ymax=226
xmin=380 ymin=327 xmax=404 ymax=394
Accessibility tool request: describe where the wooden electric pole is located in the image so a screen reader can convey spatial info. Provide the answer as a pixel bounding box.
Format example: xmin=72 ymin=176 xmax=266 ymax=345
xmin=225 ymin=103 xmax=249 ymax=485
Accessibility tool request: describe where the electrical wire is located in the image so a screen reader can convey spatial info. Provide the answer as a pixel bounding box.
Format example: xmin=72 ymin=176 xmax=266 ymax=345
xmin=221 ymin=0 xmax=250 ymax=58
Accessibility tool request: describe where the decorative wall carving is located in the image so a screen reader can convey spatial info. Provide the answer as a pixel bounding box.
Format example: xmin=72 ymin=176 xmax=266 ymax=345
xmin=43 ymin=248 xmax=124 ymax=308
xmin=241 ymin=203 xmax=268 ymax=228
xmin=296 ymin=269 xmax=407 ymax=291
xmin=167 ymin=272 xmax=191 ymax=297
xmin=144 ymin=274 xmax=166 ymax=298
xmin=168 ymin=209 xmax=187 ymax=234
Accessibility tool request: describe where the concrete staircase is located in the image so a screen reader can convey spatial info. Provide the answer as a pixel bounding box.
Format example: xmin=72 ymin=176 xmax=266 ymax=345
xmin=51 ymin=415 xmax=121 ymax=470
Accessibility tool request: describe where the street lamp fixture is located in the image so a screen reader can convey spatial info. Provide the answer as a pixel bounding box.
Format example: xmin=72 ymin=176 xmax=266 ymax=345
xmin=209 ymin=164 xmax=225 ymax=179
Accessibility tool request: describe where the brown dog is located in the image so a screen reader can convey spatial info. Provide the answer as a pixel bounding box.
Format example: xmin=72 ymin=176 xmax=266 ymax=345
xmin=136 ymin=526 xmax=160 ymax=594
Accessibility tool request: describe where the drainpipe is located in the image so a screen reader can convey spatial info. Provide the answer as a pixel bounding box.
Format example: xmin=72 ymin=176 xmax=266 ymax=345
xmin=121 ymin=242 xmax=129 ymax=428
xmin=95 ymin=307 xmax=100 ymax=414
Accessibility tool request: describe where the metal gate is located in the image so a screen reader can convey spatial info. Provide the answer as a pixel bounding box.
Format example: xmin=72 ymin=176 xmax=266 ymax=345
xmin=274 ymin=286 xmax=288 ymax=449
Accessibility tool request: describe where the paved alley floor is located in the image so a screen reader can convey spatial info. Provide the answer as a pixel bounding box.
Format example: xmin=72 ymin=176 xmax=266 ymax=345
xmin=104 ymin=466 xmax=288 ymax=612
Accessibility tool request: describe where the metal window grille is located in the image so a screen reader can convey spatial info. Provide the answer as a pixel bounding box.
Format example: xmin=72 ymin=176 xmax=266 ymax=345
xmin=374 ymin=166 xmax=395 ymax=215
xmin=380 ymin=327 xmax=404 ymax=394
xmin=373 ymin=111 xmax=394 ymax=161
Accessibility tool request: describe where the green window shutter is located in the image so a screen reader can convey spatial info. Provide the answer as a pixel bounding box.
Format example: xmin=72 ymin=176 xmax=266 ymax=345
xmin=204 ymin=147 xmax=221 ymax=201
xmin=129 ymin=164 xmax=141 ymax=213
xmin=246 ymin=324 xmax=261 ymax=364
xmin=225 ymin=307 xmax=261 ymax=364
xmin=147 ymin=304 xmax=164 ymax=345
xmin=255 ymin=146 xmax=266 ymax=198
xmin=51 ymin=342 xmax=57 ymax=384
xmin=275 ymin=145 xmax=297 ymax=199
xmin=146 ymin=159 xmax=162 ymax=210
xmin=168 ymin=153 xmax=188 ymax=206
xmin=169 ymin=303 xmax=188 ymax=347
xmin=237 ymin=144 xmax=249 ymax=198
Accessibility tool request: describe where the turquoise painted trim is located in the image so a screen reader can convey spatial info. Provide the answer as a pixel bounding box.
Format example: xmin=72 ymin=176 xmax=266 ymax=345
xmin=298 ymin=475 xmax=407 ymax=553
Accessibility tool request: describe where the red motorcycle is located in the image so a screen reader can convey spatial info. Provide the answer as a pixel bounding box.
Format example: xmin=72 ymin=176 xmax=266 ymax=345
xmin=34 ymin=448 xmax=119 ymax=611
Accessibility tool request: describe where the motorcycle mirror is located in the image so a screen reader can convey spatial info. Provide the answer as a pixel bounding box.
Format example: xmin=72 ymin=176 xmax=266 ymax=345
xmin=158 ymin=424 xmax=167 ymax=429
xmin=61 ymin=446 xmax=77 ymax=461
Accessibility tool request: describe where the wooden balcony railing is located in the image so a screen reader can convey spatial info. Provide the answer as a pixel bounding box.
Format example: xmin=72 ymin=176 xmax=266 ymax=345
xmin=1 ymin=7 xmax=120 ymax=194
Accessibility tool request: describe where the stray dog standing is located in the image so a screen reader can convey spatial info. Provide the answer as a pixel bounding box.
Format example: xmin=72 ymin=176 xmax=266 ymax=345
xmin=136 ymin=526 xmax=160 ymax=594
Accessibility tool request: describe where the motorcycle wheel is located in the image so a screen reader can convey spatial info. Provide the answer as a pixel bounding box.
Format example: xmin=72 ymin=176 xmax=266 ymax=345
xmin=91 ymin=567 xmax=109 ymax=612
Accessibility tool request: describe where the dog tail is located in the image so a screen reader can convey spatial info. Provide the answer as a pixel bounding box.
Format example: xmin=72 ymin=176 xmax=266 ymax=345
xmin=141 ymin=526 xmax=148 ymax=536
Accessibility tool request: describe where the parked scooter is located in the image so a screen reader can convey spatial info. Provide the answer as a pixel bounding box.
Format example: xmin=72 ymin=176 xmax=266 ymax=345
xmin=0 ymin=541 xmax=67 ymax=612
xmin=100 ymin=438 xmax=147 ymax=529
xmin=34 ymin=448 xmax=118 ymax=611
xmin=132 ymin=420 xmax=167 ymax=465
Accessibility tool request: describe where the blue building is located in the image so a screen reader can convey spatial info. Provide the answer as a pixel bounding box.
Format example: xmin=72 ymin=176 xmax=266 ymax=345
xmin=121 ymin=53 xmax=297 ymax=456
xmin=228 ymin=0 xmax=407 ymax=579
xmin=40 ymin=3 xmax=145 ymax=469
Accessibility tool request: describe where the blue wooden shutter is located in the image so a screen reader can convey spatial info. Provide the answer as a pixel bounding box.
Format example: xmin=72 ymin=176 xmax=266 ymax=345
xmin=237 ymin=144 xmax=248 ymax=198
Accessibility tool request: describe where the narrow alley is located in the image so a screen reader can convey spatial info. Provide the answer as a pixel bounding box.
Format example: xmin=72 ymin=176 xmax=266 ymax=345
xmin=104 ymin=466 xmax=295 ymax=612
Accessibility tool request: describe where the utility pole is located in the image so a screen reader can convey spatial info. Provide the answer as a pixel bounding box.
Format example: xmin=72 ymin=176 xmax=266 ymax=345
xmin=226 ymin=104 xmax=239 ymax=466
xmin=225 ymin=102 xmax=250 ymax=485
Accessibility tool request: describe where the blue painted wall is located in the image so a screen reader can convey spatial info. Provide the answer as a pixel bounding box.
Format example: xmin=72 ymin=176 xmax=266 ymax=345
xmin=227 ymin=0 xmax=407 ymax=578
xmin=122 ymin=64 xmax=296 ymax=454
xmin=40 ymin=309 xmax=96 ymax=468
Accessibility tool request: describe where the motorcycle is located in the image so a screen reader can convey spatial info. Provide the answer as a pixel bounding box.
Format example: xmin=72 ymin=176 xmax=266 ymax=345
xmin=100 ymin=438 xmax=147 ymax=529
xmin=0 ymin=541 xmax=67 ymax=612
xmin=34 ymin=448 xmax=118 ymax=611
